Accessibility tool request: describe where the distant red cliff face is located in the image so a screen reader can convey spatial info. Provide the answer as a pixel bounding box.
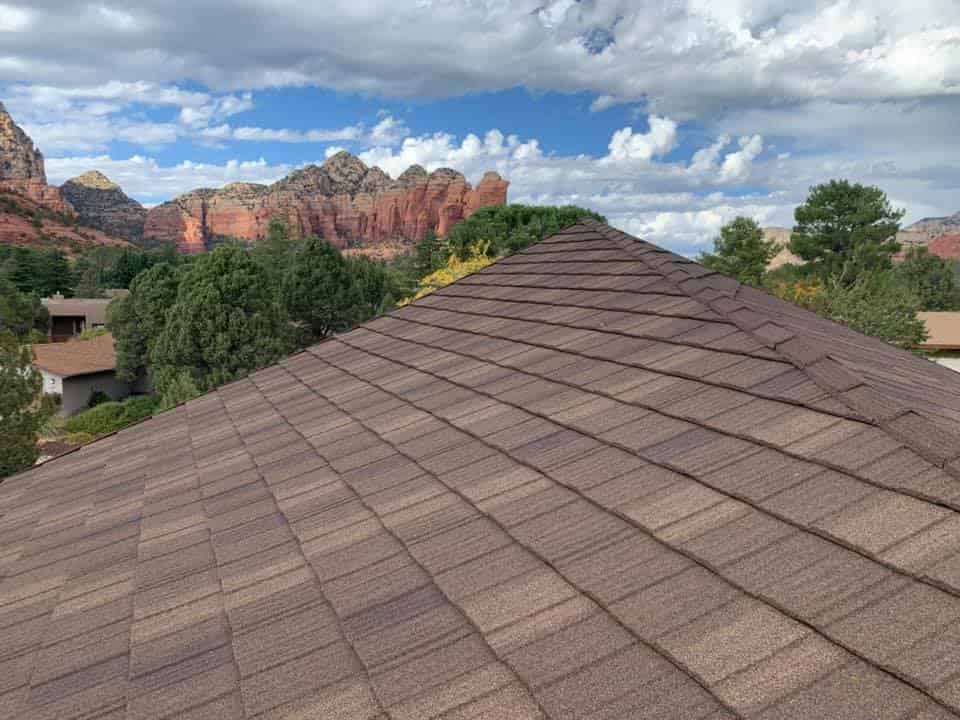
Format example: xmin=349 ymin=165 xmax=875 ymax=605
xmin=142 ymin=152 xmax=510 ymax=254
xmin=0 ymin=101 xmax=73 ymax=215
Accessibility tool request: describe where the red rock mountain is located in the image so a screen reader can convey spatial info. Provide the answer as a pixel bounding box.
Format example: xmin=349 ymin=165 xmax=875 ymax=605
xmin=143 ymin=152 xmax=509 ymax=253
xmin=0 ymin=102 xmax=132 ymax=252
xmin=0 ymin=101 xmax=73 ymax=215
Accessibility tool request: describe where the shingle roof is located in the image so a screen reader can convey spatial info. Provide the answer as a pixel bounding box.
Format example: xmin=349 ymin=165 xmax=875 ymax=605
xmin=31 ymin=333 xmax=117 ymax=378
xmin=5 ymin=219 xmax=960 ymax=719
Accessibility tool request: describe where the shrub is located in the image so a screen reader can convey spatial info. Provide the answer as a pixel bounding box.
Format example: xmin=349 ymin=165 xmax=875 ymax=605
xmin=66 ymin=431 xmax=96 ymax=446
xmin=65 ymin=394 xmax=160 ymax=437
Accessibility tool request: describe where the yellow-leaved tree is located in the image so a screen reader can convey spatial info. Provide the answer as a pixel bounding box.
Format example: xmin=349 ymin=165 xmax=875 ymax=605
xmin=399 ymin=241 xmax=494 ymax=306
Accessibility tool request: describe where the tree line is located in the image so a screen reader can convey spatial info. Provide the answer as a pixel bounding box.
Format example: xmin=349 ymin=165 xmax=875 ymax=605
xmin=699 ymin=179 xmax=957 ymax=349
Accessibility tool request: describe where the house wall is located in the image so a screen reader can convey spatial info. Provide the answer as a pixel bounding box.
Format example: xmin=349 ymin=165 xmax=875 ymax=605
xmin=39 ymin=370 xmax=63 ymax=396
xmin=59 ymin=371 xmax=134 ymax=416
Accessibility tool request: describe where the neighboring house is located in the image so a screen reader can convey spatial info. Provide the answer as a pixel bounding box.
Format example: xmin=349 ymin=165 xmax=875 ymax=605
xmin=41 ymin=289 xmax=129 ymax=341
xmin=8 ymin=220 xmax=960 ymax=718
xmin=31 ymin=332 xmax=146 ymax=415
xmin=919 ymin=311 xmax=960 ymax=371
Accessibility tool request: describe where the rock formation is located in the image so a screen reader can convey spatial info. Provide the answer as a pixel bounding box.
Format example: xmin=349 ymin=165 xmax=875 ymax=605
xmin=60 ymin=170 xmax=147 ymax=242
xmin=763 ymin=227 xmax=801 ymax=270
xmin=903 ymin=211 xmax=960 ymax=240
xmin=0 ymin=101 xmax=72 ymax=214
xmin=143 ymin=151 xmax=509 ymax=254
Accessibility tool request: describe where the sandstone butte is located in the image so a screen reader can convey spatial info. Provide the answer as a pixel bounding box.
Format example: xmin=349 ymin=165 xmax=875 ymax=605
xmin=0 ymin=101 xmax=133 ymax=252
xmin=143 ymin=151 xmax=510 ymax=254
xmin=0 ymin=101 xmax=73 ymax=215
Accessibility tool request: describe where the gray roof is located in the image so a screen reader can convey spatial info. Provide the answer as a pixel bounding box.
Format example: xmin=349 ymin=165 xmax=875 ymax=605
xmin=4 ymin=220 xmax=960 ymax=719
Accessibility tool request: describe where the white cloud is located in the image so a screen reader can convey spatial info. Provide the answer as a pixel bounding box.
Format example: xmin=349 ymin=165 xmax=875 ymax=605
xmin=718 ymin=134 xmax=764 ymax=183
xmin=43 ymin=155 xmax=304 ymax=203
xmin=603 ymin=116 xmax=678 ymax=164
xmin=688 ymin=135 xmax=730 ymax=174
xmin=1 ymin=2 xmax=956 ymax=116
xmin=0 ymin=3 xmax=32 ymax=32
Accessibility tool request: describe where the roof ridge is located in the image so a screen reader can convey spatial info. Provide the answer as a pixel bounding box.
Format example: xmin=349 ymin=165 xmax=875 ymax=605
xmin=582 ymin=218 xmax=960 ymax=476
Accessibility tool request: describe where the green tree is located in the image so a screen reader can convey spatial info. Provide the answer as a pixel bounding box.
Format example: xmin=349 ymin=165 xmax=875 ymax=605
xmin=107 ymin=262 xmax=182 ymax=382
xmin=151 ymin=245 xmax=294 ymax=400
xmin=414 ymin=230 xmax=445 ymax=279
xmin=816 ymin=272 xmax=927 ymax=350
xmin=444 ymin=204 xmax=606 ymax=260
xmin=73 ymin=265 xmax=105 ymax=298
xmin=0 ymin=280 xmax=49 ymax=340
xmin=789 ymin=179 xmax=904 ymax=283
xmin=35 ymin=250 xmax=72 ymax=296
xmin=0 ymin=331 xmax=54 ymax=478
xmin=280 ymin=237 xmax=362 ymax=343
xmin=253 ymin=217 xmax=297 ymax=286
xmin=699 ymin=217 xmax=778 ymax=286
xmin=894 ymin=246 xmax=960 ymax=311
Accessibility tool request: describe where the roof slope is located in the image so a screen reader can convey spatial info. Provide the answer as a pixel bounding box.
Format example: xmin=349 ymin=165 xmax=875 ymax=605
xmin=4 ymin=220 xmax=960 ymax=719
xmin=32 ymin=333 xmax=117 ymax=377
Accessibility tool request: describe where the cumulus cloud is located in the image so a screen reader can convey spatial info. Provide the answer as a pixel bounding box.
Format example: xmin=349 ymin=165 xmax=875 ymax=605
xmin=718 ymin=135 xmax=764 ymax=183
xmin=0 ymin=1 xmax=956 ymax=117
xmin=602 ymin=116 xmax=678 ymax=164
xmin=43 ymin=155 xmax=304 ymax=203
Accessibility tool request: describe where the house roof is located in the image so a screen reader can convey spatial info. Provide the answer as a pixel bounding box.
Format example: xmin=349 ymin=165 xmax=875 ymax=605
xmin=31 ymin=332 xmax=118 ymax=378
xmin=41 ymin=296 xmax=123 ymax=326
xmin=5 ymin=219 xmax=960 ymax=719
xmin=919 ymin=312 xmax=960 ymax=350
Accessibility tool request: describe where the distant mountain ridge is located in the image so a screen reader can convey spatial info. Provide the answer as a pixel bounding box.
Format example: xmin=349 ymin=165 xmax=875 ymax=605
xmin=0 ymin=102 xmax=132 ymax=252
xmin=142 ymin=151 xmax=509 ymax=253
xmin=0 ymin=100 xmax=508 ymax=255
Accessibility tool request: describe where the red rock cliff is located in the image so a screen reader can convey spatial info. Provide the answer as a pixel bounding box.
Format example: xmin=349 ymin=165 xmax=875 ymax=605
xmin=0 ymin=101 xmax=73 ymax=215
xmin=142 ymin=152 xmax=509 ymax=253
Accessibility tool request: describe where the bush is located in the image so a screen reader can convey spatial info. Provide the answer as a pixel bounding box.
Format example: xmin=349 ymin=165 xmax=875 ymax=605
xmin=87 ymin=389 xmax=111 ymax=407
xmin=65 ymin=394 xmax=160 ymax=437
xmin=66 ymin=431 xmax=95 ymax=446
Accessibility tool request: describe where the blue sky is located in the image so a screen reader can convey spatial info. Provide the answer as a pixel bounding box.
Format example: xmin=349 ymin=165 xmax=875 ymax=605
xmin=1 ymin=1 xmax=958 ymax=256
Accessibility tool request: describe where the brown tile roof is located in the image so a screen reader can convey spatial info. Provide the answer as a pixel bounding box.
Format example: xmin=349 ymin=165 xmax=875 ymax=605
xmin=919 ymin=312 xmax=960 ymax=350
xmin=31 ymin=333 xmax=117 ymax=377
xmin=5 ymin=219 xmax=960 ymax=719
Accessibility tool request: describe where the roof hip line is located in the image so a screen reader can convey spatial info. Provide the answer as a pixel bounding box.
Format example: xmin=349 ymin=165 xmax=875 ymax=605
xmin=582 ymin=219 xmax=960 ymax=478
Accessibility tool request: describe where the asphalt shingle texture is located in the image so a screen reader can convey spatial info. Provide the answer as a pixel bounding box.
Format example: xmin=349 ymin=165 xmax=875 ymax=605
xmin=4 ymin=219 xmax=960 ymax=719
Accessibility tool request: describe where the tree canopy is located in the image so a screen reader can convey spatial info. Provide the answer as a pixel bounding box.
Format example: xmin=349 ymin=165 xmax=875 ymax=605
xmin=789 ymin=179 xmax=904 ymax=282
xmin=699 ymin=217 xmax=778 ymax=286
xmin=894 ymin=246 xmax=960 ymax=311
xmin=150 ymin=245 xmax=295 ymax=401
xmin=0 ymin=332 xmax=54 ymax=478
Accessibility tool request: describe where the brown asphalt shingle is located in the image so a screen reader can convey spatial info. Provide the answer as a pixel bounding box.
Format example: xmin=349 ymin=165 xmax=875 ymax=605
xmin=5 ymin=219 xmax=960 ymax=718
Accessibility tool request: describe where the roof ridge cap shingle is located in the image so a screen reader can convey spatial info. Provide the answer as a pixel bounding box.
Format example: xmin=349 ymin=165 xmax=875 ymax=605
xmin=583 ymin=218 xmax=960 ymax=474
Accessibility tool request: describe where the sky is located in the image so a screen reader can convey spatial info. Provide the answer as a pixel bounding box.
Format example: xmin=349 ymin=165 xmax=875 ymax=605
xmin=1 ymin=0 xmax=958 ymax=257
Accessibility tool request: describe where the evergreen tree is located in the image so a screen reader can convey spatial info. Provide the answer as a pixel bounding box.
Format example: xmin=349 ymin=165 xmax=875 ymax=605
xmin=151 ymin=245 xmax=294 ymax=399
xmin=414 ymin=230 xmax=445 ymax=279
xmin=107 ymin=262 xmax=181 ymax=382
xmin=0 ymin=280 xmax=49 ymax=340
xmin=790 ymin=180 xmax=904 ymax=283
xmin=699 ymin=217 xmax=778 ymax=286
xmin=73 ymin=265 xmax=105 ymax=298
xmin=894 ymin=246 xmax=960 ymax=311
xmin=280 ymin=237 xmax=361 ymax=343
xmin=253 ymin=217 xmax=297 ymax=286
xmin=0 ymin=331 xmax=54 ymax=478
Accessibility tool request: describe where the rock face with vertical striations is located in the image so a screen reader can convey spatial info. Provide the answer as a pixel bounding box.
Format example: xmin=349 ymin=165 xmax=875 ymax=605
xmin=60 ymin=171 xmax=148 ymax=242
xmin=142 ymin=151 xmax=509 ymax=253
xmin=0 ymin=101 xmax=73 ymax=214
